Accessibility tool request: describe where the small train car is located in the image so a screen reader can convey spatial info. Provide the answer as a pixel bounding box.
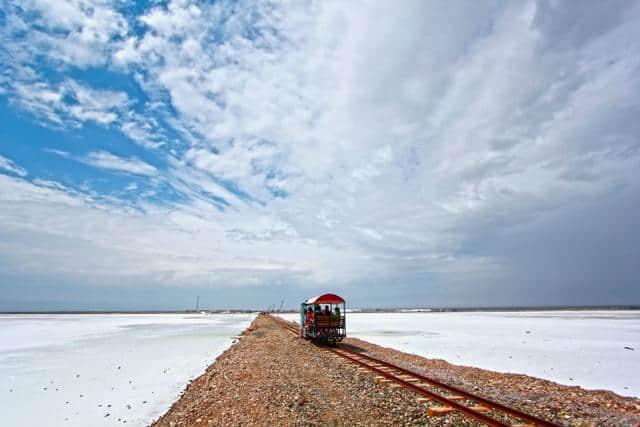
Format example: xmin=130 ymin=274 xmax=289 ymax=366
xmin=300 ymin=293 xmax=346 ymax=344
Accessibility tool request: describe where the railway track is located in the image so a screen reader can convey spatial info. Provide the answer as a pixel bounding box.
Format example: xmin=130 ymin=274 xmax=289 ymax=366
xmin=270 ymin=315 xmax=559 ymax=427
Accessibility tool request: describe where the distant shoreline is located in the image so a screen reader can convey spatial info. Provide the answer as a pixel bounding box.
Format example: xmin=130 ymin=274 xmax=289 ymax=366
xmin=2 ymin=305 xmax=639 ymax=314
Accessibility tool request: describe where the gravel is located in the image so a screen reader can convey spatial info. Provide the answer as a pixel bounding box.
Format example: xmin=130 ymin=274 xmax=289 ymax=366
xmin=153 ymin=315 xmax=640 ymax=426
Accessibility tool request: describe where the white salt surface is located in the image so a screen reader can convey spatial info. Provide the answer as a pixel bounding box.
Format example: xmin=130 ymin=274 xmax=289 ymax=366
xmin=279 ymin=310 xmax=640 ymax=397
xmin=0 ymin=313 xmax=254 ymax=426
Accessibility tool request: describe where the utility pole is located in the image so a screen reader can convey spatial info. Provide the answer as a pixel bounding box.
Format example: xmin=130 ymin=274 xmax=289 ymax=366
xmin=195 ymin=296 xmax=200 ymax=312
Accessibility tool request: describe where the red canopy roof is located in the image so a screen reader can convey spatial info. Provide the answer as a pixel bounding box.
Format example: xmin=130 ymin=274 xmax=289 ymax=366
xmin=304 ymin=293 xmax=345 ymax=304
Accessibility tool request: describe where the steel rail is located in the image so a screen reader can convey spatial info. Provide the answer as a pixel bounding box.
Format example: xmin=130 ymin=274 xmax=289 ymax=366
xmin=271 ymin=315 xmax=559 ymax=427
xmin=327 ymin=346 xmax=511 ymax=426
xmin=276 ymin=320 xmax=507 ymax=425
xmin=345 ymin=350 xmax=557 ymax=427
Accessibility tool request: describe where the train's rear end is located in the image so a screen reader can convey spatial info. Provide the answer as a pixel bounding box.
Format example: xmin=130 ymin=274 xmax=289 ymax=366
xmin=300 ymin=293 xmax=346 ymax=345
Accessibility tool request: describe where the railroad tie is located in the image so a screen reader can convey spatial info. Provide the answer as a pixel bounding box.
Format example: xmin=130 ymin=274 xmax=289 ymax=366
xmin=428 ymin=406 xmax=490 ymax=417
xmin=374 ymin=377 xmax=403 ymax=388
xmin=444 ymin=395 xmax=465 ymax=400
xmin=428 ymin=406 xmax=456 ymax=416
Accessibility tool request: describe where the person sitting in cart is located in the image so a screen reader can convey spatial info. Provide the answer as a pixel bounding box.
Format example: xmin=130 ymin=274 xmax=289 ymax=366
xmin=333 ymin=306 xmax=340 ymax=319
xmin=304 ymin=307 xmax=314 ymax=328
xmin=320 ymin=305 xmax=330 ymax=333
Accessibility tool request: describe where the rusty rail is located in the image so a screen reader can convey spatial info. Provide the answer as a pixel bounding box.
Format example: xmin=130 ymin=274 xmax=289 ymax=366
xmin=270 ymin=314 xmax=559 ymax=427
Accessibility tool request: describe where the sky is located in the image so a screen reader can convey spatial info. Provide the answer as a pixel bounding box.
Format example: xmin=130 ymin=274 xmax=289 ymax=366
xmin=1 ymin=0 xmax=639 ymax=311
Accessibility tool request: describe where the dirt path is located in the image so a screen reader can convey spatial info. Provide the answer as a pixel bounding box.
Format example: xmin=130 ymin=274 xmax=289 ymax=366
xmin=153 ymin=315 xmax=640 ymax=426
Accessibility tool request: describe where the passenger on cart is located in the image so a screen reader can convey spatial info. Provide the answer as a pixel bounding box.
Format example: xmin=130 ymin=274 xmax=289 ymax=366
xmin=304 ymin=307 xmax=314 ymax=329
xmin=329 ymin=306 xmax=339 ymax=334
xmin=319 ymin=305 xmax=331 ymax=335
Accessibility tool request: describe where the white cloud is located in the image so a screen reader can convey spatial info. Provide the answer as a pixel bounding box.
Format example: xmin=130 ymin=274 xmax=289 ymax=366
xmin=12 ymin=82 xmax=66 ymax=125
xmin=0 ymin=155 xmax=27 ymax=177
xmin=118 ymin=109 xmax=171 ymax=149
xmin=83 ymin=151 xmax=158 ymax=176
xmin=64 ymin=80 xmax=129 ymax=125
xmin=8 ymin=0 xmax=128 ymax=67
xmin=10 ymin=80 xmax=129 ymax=127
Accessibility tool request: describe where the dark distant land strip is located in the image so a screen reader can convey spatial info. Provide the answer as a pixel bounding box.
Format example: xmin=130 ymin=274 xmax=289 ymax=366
xmin=2 ymin=305 xmax=639 ymax=314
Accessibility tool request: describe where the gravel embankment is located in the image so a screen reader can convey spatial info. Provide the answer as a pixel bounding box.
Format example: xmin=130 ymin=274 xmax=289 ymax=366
xmin=153 ymin=315 xmax=640 ymax=426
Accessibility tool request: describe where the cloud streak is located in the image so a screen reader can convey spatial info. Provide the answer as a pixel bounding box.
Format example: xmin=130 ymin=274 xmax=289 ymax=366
xmin=11 ymin=80 xmax=129 ymax=127
xmin=0 ymin=155 xmax=27 ymax=177
xmin=83 ymin=151 xmax=158 ymax=177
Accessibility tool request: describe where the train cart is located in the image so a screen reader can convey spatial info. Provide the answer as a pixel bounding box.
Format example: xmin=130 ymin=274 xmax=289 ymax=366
xmin=300 ymin=293 xmax=346 ymax=345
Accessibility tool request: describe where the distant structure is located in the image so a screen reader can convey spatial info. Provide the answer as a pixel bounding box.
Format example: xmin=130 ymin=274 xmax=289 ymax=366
xmin=195 ymin=296 xmax=200 ymax=312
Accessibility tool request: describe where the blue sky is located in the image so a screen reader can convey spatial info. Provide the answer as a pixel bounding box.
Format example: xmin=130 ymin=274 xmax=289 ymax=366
xmin=1 ymin=0 xmax=640 ymax=310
